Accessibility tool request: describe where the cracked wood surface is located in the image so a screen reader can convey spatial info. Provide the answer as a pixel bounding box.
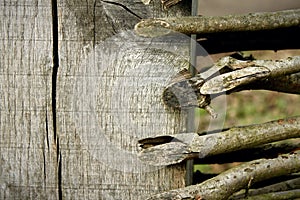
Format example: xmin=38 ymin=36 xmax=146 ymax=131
xmin=56 ymin=0 xmax=190 ymax=199
xmin=0 ymin=1 xmax=59 ymax=199
xmin=0 ymin=0 xmax=191 ymax=199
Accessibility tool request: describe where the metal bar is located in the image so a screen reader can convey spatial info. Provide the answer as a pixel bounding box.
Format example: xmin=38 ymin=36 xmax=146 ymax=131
xmin=185 ymin=0 xmax=198 ymax=186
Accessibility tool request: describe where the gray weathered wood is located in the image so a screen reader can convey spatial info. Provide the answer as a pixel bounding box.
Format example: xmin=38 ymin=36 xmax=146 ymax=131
xmin=0 ymin=1 xmax=58 ymax=199
xmin=56 ymin=0 xmax=191 ymax=199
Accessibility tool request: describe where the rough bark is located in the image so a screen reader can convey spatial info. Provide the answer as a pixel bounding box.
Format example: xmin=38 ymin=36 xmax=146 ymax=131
xmin=193 ymin=139 xmax=300 ymax=164
xmin=162 ymin=55 xmax=300 ymax=114
xmin=229 ymin=177 xmax=300 ymax=199
xmin=134 ymin=9 xmax=300 ymax=37
xmin=235 ymin=189 xmax=300 ymax=200
xmin=146 ymin=152 xmax=300 ymax=200
xmin=138 ymin=116 xmax=300 ymax=166
xmin=200 ymin=56 xmax=300 ymax=95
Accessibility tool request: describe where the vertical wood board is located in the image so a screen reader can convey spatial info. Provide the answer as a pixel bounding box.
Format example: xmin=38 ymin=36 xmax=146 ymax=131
xmin=57 ymin=0 xmax=191 ymax=199
xmin=0 ymin=1 xmax=58 ymax=199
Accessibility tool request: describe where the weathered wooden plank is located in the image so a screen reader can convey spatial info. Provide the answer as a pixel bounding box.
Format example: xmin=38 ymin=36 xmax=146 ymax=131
xmin=0 ymin=1 xmax=58 ymax=199
xmin=56 ymin=0 xmax=191 ymax=199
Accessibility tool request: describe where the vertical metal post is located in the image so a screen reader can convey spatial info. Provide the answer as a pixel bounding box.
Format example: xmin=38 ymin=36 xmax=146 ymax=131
xmin=185 ymin=0 xmax=198 ymax=186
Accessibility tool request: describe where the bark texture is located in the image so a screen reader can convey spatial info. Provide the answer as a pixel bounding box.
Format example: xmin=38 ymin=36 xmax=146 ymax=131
xmin=135 ymin=9 xmax=300 ymax=37
xmin=139 ymin=116 xmax=300 ymax=166
xmin=147 ymin=152 xmax=300 ymax=200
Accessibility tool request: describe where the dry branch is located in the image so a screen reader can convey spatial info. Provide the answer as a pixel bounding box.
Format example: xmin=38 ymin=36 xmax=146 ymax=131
xmin=245 ymin=72 xmax=300 ymax=95
xmin=146 ymin=152 xmax=300 ymax=200
xmin=193 ymin=139 xmax=300 ymax=164
xmin=236 ymin=189 xmax=300 ymax=200
xmin=229 ymin=177 xmax=300 ymax=199
xmin=135 ymin=9 xmax=300 ymax=37
xmin=200 ymin=56 xmax=300 ymax=95
xmin=162 ymin=56 xmax=300 ymax=113
xmin=138 ymin=116 xmax=300 ymax=166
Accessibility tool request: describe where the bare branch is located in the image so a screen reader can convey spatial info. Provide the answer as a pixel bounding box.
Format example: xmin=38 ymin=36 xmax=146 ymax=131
xmin=193 ymin=139 xmax=300 ymax=164
xmin=135 ymin=9 xmax=300 ymax=37
xmin=162 ymin=56 xmax=300 ymax=113
xmin=235 ymin=189 xmax=300 ymax=200
xmin=230 ymin=177 xmax=300 ymax=199
xmin=146 ymin=153 xmax=300 ymax=200
xmin=138 ymin=116 xmax=300 ymax=166
xmin=244 ymin=72 xmax=300 ymax=95
xmin=200 ymin=56 xmax=300 ymax=95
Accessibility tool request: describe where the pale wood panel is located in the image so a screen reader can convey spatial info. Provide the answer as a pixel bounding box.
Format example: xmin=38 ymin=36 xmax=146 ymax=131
xmin=57 ymin=0 xmax=190 ymax=199
xmin=0 ymin=1 xmax=58 ymax=199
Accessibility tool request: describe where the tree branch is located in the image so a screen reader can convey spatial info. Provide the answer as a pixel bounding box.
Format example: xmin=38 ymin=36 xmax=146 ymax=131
xmin=244 ymin=72 xmax=300 ymax=95
xmin=146 ymin=152 xmax=300 ymax=200
xmin=234 ymin=189 xmax=300 ymax=200
xmin=134 ymin=9 xmax=300 ymax=37
xmin=229 ymin=176 xmax=300 ymax=199
xmin=193 ymin=139 xmax=300 ymax=164
xmin=138 ymin=116 xmax=300 ymax=166
xmin=200 ymin=56 xmax=300 ymax=95
xmin=162 ymin=56 xmax=300 ymax=113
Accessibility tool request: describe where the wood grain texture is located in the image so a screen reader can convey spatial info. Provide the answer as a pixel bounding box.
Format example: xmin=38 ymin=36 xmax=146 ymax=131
xmin=56 ymin=0 xmax=191 ymax=199
xmin=0 ymin=0 xmax=58 ymax=199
